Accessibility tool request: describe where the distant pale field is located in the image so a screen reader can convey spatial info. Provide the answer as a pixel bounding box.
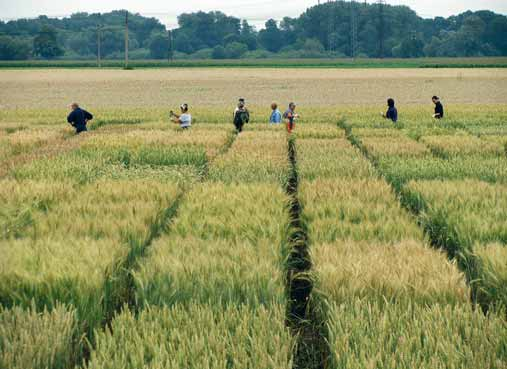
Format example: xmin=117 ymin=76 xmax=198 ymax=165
xmin=0 ymin=68 xmax=506 ymax=109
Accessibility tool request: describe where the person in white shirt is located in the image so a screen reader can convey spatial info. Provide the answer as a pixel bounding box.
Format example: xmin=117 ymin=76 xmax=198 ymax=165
xmin=170 ymin=103 xmax=192 ymax=129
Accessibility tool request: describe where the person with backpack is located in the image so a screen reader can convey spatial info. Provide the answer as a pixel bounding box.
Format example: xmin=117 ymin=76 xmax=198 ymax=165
xmin=67 ymin=103 xmax=93 ymax=134
xmin=170 ymin=103 xmax=192 ymax=129
xmin=233 ymin=98 xmax=250 ymax=132
xmin=283 ymin=102 xmax=299 ymax=134
xmin=381 ymin=98 xmax=398 ymax=124
xmin=269 ymin=103 xmax=282 ymax=124
xmin=432 ymin=96 xmax=444 ymax=119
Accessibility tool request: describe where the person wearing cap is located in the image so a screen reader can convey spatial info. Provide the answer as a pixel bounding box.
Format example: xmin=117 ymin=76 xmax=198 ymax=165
xmin=170 ymin=103 xmax=192 ymax=129
xmin=233 ymin=98 xmax=250 ymax=132
xmin=381 ymin=98 xmax=398 ymax=124
xmin=269 ymin=103 xmax=282 ymax=124
xmin=67 ymin=103 xmax=93 ymax=134
xmin=283 ymin=102 xmax=299 ymax=133
xmin=432 ymin=96 xmax=444 ymax=119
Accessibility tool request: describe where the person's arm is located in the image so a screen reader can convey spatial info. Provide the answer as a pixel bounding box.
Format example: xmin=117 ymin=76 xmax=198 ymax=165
xmin=83 ymin=110 xmax=93 ymax=121
xmin=245 ymin=110 xmax=250 ymax=123
xmin=170 ymin=111 xmax=180 ymax=123
xmin=67 ymin=111 xmax=75 ymax=125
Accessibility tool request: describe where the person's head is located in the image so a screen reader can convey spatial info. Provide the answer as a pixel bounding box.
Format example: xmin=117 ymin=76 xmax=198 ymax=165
xmin=239 ymin=98 xmax=245 ymax=105
xmin=432 ymin=96 xmax=440 ymax=104
xmin=387 ymin=98 xmax=395 ymax=108
xmin=70 ymin=102 xmax=79 ymax=111
xmin=238 ymin=101 xmax=245 ymax=109
xmin=289 ymin=102 xmax=296 ymax=111
xmin=180 ymin=103 xmax=188 ymax=113
xmin=271 ymin=103 xmax=278 ymax=110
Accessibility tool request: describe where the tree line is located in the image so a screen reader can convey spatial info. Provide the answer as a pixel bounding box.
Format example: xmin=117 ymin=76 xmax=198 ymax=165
xmin=1 ymin=3 xmax=506 ymax=61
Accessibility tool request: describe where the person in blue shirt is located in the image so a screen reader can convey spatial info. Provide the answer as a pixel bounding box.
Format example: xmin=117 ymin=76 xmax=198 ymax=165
xmin=382 ymin=98 xmax=398 ymax=123
xmin=269 ymin=103 xmax=282 ymax=124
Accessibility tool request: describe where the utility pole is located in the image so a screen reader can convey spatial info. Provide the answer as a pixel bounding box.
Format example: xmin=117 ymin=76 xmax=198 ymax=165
xmin=97 ymin=25 xmax=102 ymax=68
xmin=125 ymin=11 xmax=129 ymax=69
xmin=168 ymin=30 xmax=173 ymax=62
xmin=350 ymin=0 xmax=357 ymax=59
xmin=378 ymin=0 xmax=385 ymax=58
xmin=327 ymin=0 xmax=336 ymax=54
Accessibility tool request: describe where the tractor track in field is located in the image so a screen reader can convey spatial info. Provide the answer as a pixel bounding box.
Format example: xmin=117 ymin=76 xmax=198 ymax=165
xmin=338 ymin=120 xmax=489 ymax=313
xmin=285 ymin=136 xmax=330 ymax=369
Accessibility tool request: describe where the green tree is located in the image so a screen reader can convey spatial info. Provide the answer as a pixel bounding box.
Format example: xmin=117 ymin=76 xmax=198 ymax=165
xmin=212 ymin=45 xmax=227 ymax=59
xmin=173 ymin=31 xmax=195 ymax=54
xmin=225 ymin=42 xmax=248 ymax=59
xmin=258 ymin=19 xmax=284 ymax=52
xmin=489 ymin=17 xmax=507 ymax=53
xmin=392 ymin=37 xmax=425 ymax=58
xmin=301 ymin=38 xmax=325 ymax=57
xmin=67 ymin=33 xmax=90 ymax=55
xmin=423 ymin=36 xmax=443 ymax=57
xmin=149 ymin=33 xmax=168 ymax=59
xmin=0 ymin=36 xmax=31 ymax=60
xmin=33 ymin=26 xmax=63 ymax=59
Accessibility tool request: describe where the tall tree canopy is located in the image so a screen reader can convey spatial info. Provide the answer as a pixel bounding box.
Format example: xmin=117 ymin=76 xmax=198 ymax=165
xmin=0 ymin=4 xmax=506 ymax=60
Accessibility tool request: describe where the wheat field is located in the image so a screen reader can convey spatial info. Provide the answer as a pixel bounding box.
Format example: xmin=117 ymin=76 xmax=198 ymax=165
xmin=1 ymin=68 xmax=506 ymax=369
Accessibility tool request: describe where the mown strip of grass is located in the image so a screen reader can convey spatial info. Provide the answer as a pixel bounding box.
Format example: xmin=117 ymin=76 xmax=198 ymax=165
xmin=1 ymin=57 xmax=507 ymax=69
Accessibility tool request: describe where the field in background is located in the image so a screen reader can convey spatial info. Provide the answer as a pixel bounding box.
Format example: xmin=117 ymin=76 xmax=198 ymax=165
xmin=1 ymin=68 xmax=507 ymax=110
xmin=1 ymin=68 xmax=507 ymax=368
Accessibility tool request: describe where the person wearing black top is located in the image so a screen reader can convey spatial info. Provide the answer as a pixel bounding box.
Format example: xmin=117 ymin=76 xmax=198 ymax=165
xmin=67 ymin=103 xmax=93 ymax=134
xmin=432 ymin=96 xmax=444 ymax=119
xmin=382 ymin=98 xmax=398 ymax=123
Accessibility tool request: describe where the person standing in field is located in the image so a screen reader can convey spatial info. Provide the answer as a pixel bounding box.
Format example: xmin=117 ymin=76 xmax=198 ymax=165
xmin=432 ymin=96 xmax=444 ymax=119
xmin=283 ymin=102 xmax=299 ymax=134
xmin=381 ymin=98 xmax=398 ymax=123
xmin=233 ymin=98 xmax=250 ymax=133
xmin=170 ymin=103 xmax=192 ymax=129
xmin=67 ymin=103 xmax=93 ymax=134
xmin=269 ymin=103 xmax=282 ymax=124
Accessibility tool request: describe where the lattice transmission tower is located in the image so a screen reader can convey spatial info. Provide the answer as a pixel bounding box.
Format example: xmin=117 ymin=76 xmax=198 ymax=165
xmin=350 ymin=0 xmax=358 ymax=58
xmin=378 ymin=0 xmax=386 ymax=58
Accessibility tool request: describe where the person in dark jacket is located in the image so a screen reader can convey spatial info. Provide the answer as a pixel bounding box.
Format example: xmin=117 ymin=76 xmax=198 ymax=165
xmin=233 ymin=98 xmax=250 ymax=133
xmin=67 ymin=103 xmax=93 ymax=134
xmin=382 ymin=98 xmax=398 ymax=123
xmin=432 ymin=96 xmax=444 ymax=119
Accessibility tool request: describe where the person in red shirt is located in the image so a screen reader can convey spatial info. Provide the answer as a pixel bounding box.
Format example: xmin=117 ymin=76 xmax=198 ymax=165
xmin=283 ymin=102 xmax=299 ymax=133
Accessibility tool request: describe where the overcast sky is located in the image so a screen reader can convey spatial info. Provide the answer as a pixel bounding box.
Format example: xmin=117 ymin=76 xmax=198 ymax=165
xmin=1 ymin=0 xmax=506 ymax=29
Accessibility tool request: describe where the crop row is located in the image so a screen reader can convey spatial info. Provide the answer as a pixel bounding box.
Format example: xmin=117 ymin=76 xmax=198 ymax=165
xmin=0 ymin=126 xmax=234 ymax=368
xmin=294 ymin=123 xmax=507 ymax=368
xmin=348 ymin=123 xmax=507 ymax=310
xmin=84 ymin=128 xmax=296 ymax=368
